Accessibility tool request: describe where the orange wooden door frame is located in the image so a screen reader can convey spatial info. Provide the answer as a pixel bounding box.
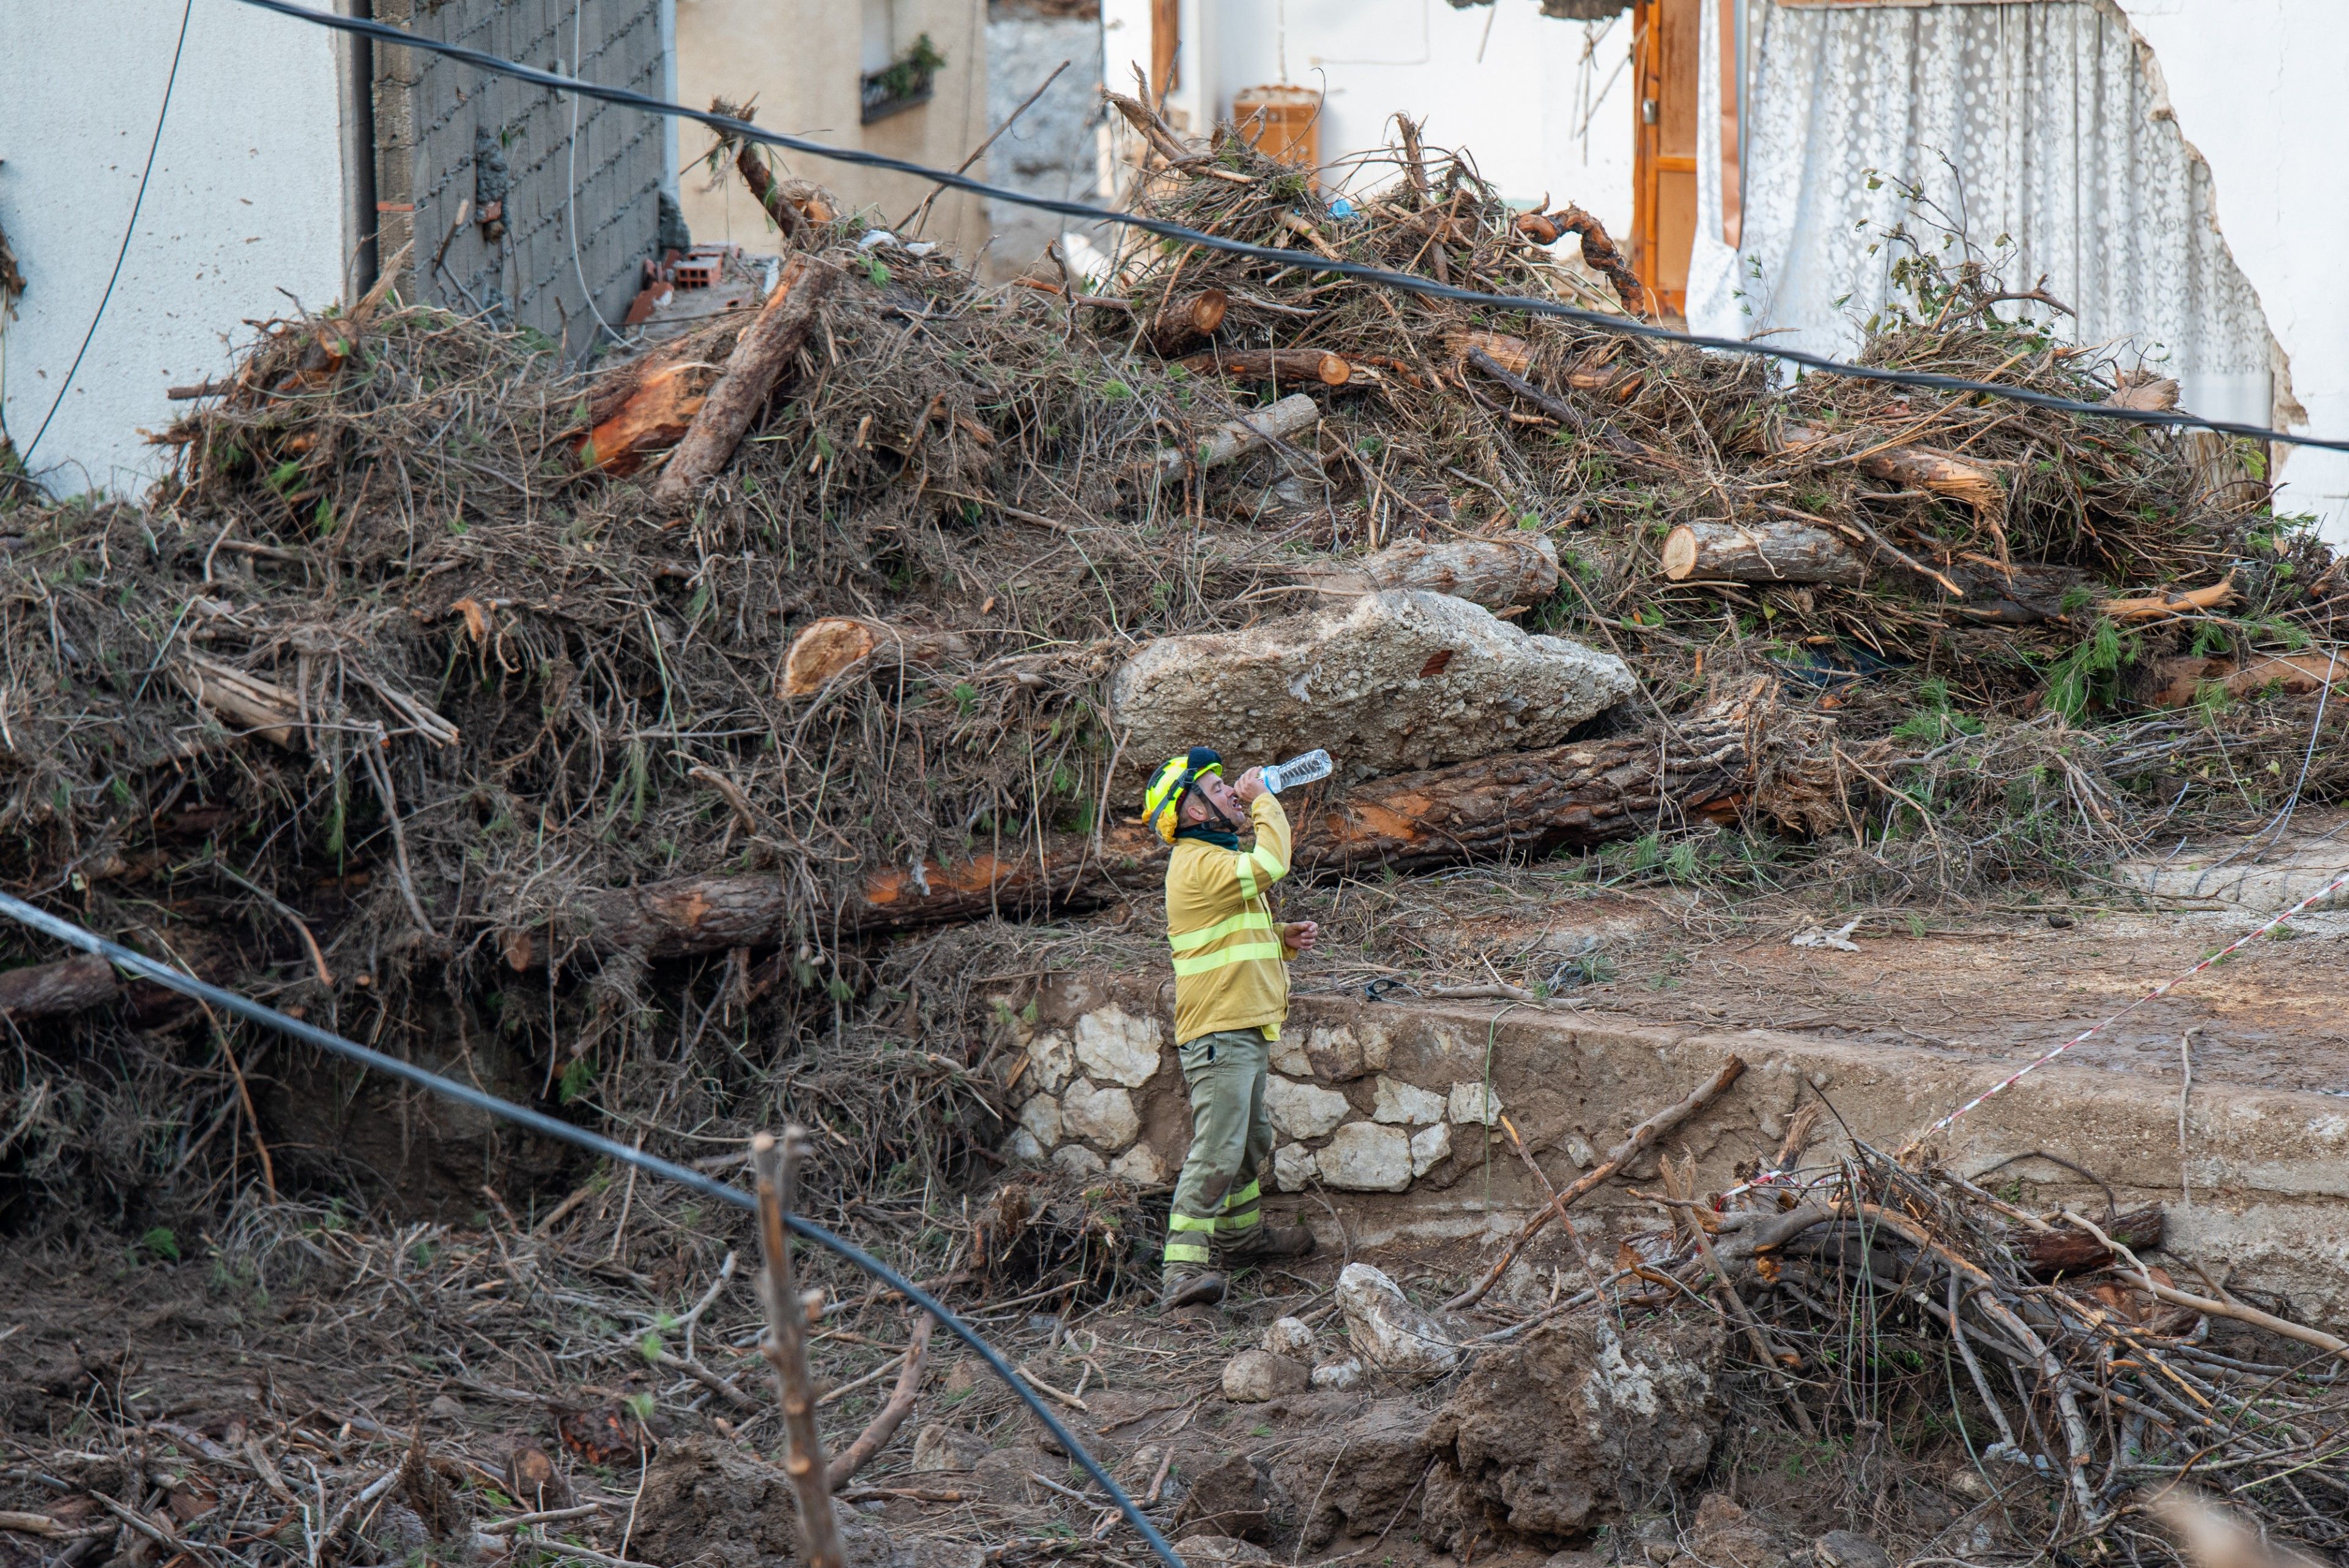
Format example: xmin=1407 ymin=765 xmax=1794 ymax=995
xmin=1631 ymin=0 xmax=1740 ymax=321
xmin=1630 ymin=0 xmax=1694 ymax=319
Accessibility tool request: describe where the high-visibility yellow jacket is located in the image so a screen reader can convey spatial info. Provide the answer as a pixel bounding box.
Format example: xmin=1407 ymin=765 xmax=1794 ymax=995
xmin=1165 ymin=792 xmax=1296 ymax=1046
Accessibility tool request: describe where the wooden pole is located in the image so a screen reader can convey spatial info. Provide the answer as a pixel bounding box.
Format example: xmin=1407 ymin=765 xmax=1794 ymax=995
xmin=751 ymin=1129 xmax=847 ymax=1568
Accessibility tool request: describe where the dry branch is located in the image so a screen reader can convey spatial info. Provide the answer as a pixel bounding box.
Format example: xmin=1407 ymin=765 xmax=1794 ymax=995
xmin=778 ymin=619 xmax=973 ymax=699
xmin=1291 ymin=534 xmax=1559 ymax=611
xmin=653 ymin=256 xmax=834 ymax=507
xmin=1445 ymin=1055 xmax=1748 ymax=1310
xmin=1156 ymin=391 xmax=1321 ymax=477
xmin=752 ymin=1129 xmax=848 ymax=1568
xmin=825 ymin=1312 xmax=935 ymax=1488
xmin=1661 ymin=519 xmax=1868 ymax=586
xmin=1176 ymin=347 xmax=1355 ymax=387
xmin=1147 ymin=289 xmax=1228 ymax=354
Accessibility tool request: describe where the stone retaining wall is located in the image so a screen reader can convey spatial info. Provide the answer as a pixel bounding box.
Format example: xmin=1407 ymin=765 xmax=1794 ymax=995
xmin=993 ymin=974 xmax=2349 ymax=1329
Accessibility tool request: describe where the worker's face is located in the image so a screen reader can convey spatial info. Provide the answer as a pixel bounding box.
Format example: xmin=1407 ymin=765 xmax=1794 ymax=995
xmin=1182 ymin=769 xmax=1245 ymax=829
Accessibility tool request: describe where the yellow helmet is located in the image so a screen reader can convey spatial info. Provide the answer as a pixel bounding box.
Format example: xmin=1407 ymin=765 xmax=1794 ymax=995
xmin=1143 ymin=747 xmax=1223 ymax=845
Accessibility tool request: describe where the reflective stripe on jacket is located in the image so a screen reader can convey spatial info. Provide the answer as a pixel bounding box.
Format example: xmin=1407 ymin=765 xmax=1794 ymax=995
xmin=1167 ymin=793 xmax=1294 ymax=1045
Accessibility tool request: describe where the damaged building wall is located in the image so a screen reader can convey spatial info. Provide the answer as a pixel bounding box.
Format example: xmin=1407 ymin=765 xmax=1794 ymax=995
xmin=674 ymin=0 xmax=991 ymax=263
xmin=981 ymin=1 xmax=1107 ymax=279
xmin=371 ymin=0 xmax=669 ymax=356
xmin=1701 ymin=0 xmax=2349 ymax=541
xmin=2107 ymin=0 xmax=2349 ymax=538
xmin=0 ymin=0 xmax=352 ymax=498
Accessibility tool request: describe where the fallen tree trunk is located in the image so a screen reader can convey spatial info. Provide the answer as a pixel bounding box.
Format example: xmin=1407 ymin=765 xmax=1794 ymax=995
xmin=0 ymin=954 xmax=122 ymax=1020
xmin=1291 ymin=533 xmax=1560 ymax=611
xmin=1661 ymin=519 xmax=1867 ymax=586
xmin=570 ymin=687 xmax=1837 ymax=957
xmin=734 ymin=142 xmax=835 ymax=241
xmin=576 ymin=316 xmax=744 ymax=475
xmin=651 ymin=256 xmax=834 ymax=507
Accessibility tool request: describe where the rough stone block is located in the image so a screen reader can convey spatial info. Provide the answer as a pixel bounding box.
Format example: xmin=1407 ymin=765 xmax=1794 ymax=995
xmin=1430 ymin=1312 xmax=1724 ymax=1537
xmin=1318 ymin=1123 xmax=1414 ymax=1192
xmin=1373 ymin=1076 xmax=1446 ymax=1125
xmin=1061 ymin=1079 xmax=1140 ymax=1150
xmin=1449 ymin=1082 xmax=1504 ymax=1126
xmin=1338 ymin=1262 xmax=1464 ymax=1377
xmin=1310 ymin=1358 xmax=1363 ymax=1391
xmin=1263 ymin=1317 xmax=1316 ymax=1358
xmin=1074 ymin=1005 xmax=1162 ymax=1087
xmin=1269 ymin=1035 xmax=1313 ymax=1076
xmin=1411 ymin=1123 xmax=1453 ymax=1176
xmin=1052 ymin=1145 xmax=1106 ymax=1179
xmin=1106 ymin=590 xmax=1636 ymax=778
xmin=1266 ymin=1076 xmax=1351 ymax=1139
xmin=1025 ymin=1028 xmax=1074 ymax=1093
xmin=1272 ymin=1143 xmax=1318 ymax=1192
xmin=1304 ymin=1022 xmax=1389 ymax=1080
xmin=1017 ymin=1094 xmax=1062 ymax=1146
xmin=1008 ymin=1129 xmax=1045 ymax=1163
xmin=1111 ymin=1143 xmax=1166 ymax=1185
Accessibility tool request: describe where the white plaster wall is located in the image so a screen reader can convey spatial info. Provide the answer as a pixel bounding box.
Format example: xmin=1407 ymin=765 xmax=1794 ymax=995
xmin=0 ymin=0 xmax=351 ymax=500
xmin=1103 ymin=0 xmax=1633 ymax=235
xmin=2110 ymin=0 xmax=2349 ymax=538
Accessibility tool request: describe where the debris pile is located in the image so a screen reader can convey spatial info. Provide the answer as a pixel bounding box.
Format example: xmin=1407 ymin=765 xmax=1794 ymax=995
xmin=0 ymin=95 xmax=2345 ymax=1446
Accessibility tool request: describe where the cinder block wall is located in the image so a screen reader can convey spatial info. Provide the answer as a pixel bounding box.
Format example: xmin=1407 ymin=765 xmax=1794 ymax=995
xmin=373 ymin=0 xmax=666 ymax=358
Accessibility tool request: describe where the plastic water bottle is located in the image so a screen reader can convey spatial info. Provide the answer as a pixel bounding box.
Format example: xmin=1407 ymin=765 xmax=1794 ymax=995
xmin=1260 ymin=749 xmax=1334 ymax=794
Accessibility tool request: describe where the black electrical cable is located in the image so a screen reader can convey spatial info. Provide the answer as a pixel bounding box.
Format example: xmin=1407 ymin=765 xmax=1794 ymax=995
xmin=225 ymin=0 xmax=2349 ymax=456
xmin=23 ymin=0 xmax=195 ymax=466
xmin=0 ymin=891 xmax=1186 ymax=1568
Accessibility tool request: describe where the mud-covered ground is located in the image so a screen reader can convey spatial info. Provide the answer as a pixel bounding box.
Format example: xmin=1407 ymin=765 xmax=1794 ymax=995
xmin=0 ymin=1214 xmax=2044 ymax=1568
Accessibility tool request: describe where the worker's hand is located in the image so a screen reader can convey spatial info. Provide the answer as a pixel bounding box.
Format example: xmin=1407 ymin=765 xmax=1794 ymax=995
xmin=1283 ymin=920 xmax=1319 ymax=954
xmin=1233 ymin=766 xmax=1268 ymax=804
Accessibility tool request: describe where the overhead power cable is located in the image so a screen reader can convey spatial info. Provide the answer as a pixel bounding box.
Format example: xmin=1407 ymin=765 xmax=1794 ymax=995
xmin=0 ymin=891 xmax=1186 ymax=1568
xmin=226 ymin=0 xmax=2349 ymax=457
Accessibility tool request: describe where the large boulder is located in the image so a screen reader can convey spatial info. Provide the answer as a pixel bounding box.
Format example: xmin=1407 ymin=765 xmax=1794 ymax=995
xmin=1106 ymin=590 xmax=1633 ymax=778
xmin=1430 ymin=1310 xmax=1724 ymax=1544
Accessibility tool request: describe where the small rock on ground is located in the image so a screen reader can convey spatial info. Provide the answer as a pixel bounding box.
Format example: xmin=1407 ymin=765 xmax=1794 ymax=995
xmin=1223 ymin=1348 xmax=1310 ymax=1402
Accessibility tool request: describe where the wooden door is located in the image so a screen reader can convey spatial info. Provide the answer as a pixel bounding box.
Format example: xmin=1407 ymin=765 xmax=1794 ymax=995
xmin=1631 ymin=0 xmax=1701 ymax=319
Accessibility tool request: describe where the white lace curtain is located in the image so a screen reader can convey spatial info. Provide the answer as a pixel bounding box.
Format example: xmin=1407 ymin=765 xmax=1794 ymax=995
xmin=1693 ymin=0 xmax=2277 ymax=427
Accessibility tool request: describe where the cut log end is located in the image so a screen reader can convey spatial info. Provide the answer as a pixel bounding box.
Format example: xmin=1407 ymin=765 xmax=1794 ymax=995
xmin=1660 ymin=526 xmax=1699 ymax=582
xmin=781 ymin=619 xmax=881 ymax=698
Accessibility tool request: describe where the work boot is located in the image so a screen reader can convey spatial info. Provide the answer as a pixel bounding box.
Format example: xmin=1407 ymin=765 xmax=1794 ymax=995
xmin=1219 ymin=1224 xmax=1318 ymax=1266
xmin=1160 ymin=1268 xmax=1227 ymax=1311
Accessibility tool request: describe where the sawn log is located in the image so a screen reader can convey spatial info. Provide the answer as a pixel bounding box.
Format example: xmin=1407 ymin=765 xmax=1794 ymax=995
xmin=1291 ymin=533 xmax=1560 ymax=611
xmin=0 ymin=954 xmax=122 ymax=1020
xmin=1661 ymin=519 xmax=1867 ymax=586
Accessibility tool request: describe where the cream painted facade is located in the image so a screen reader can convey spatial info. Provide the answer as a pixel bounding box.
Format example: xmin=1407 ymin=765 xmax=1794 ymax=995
xmin=674 ymin=0 xmax=992 ymax=263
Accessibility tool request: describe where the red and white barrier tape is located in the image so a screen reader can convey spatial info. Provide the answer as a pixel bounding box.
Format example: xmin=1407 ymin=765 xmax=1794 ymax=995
xmin=1909 ymin=866 xmax=2349 ymax=1149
